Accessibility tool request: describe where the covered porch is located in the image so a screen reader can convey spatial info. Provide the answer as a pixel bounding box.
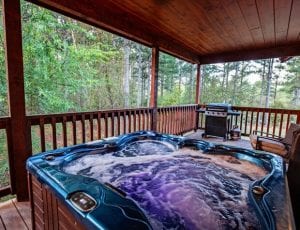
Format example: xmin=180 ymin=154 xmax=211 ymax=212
xmin=0 ymin=0 xmax=300 ymax=229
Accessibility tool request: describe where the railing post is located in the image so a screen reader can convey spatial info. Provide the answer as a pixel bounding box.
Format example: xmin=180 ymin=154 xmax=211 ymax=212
xmin=297 ymin=112 xmax=300 ymax=124
xmin=3 ymin=0 xmax=31 ymax=201
xmin=150 ymin=47 xmax=159 ymax=131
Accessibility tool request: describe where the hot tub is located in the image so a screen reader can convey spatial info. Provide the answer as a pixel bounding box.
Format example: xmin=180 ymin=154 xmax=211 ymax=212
xmin=27 ymin=131 xmax=295 ymax=230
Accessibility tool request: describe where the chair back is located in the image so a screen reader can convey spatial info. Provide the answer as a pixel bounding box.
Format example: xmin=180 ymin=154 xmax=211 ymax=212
xmin=287 ymin=131 xmax=300 ymax=229
xmin=289 ymin=130 xmax=300 ymax=161
xmin=283 ymin=123 xmax=300 ymax=145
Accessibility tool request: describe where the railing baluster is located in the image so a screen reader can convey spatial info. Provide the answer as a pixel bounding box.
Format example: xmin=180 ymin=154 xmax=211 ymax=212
xmin=171 ymin=107 xmax=175 ymax=134
xmin=244 ymin=110 xmax=248 ymax=134
xmin=117 ymin=112 xmax=121 ymax=135
xmin=249 ymin=111 xmax=254 ymax=135
xmin=39 ymin=117 xmax=46 ymax=152
xmin=111 ymin=112 xmax=115 ymax=137
xmin=128 ymin=111 xmax=132 ymax=133
xmin=51 ymin=117 xmax=57 ymax=149
xmin=123 ymin=111 xmax=127 ymax=134
xmin=261 ymin=109 xmax=265 ymax=134
xmin=81 ymin=114 xmax=86 ymax=143
xmin=239 ymin=111 xmax=244 ymax=134
xmin=286 ymin=111 xmax=291 ymax=133
xmin=266 ymin=111 xmax=271 ymax=137
xmin=72 ymin=114 xmax=77 ymax=145
xmin=90 ymin=114 xmax=94 ymax=141
xmin=255 ymin=110 xmax=259 ymax=132
xmin=272 ymin=112 xmax=277 ymax=137
xmin=133 ymin=110 xmax=137 ymax=131
xmin=97 ymin=112 xmax=101 ymax=139
xmin=105 ymin=113 xmax=108 ymax=138
xmin=279 ymin=112 xmax=284 ymax=137
xmin=62 ymin=116 xmax=67 ymax=147
xmin=146 ymin=109 xmax=149 ymax=131
xmin=142 ymin=110 xmax=145 ymax=130
xmin=138 ymin=110 xmax=141 ymax=131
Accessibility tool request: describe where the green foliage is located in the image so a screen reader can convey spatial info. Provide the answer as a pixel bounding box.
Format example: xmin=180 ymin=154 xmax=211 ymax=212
xmin=158 ymin=53 xmax=196 ymax=106
xmin=1 ymin=0 xmax=300 ymax=192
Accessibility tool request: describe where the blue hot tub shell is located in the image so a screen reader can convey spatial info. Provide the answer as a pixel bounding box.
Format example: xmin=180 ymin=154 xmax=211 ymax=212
xmin=27 ymin=131 xmax=295 ymax=230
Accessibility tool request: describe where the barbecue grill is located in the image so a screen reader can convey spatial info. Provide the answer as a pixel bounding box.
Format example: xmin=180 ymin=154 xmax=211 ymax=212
xmin=198 ymin=103 xmax=240 ymax=141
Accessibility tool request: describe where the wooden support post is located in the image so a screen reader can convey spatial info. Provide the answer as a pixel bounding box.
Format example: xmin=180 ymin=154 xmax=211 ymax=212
xmin=297 ymin=112 xmax=300 ymax=124
xmin=195 ymin=64 xmax=201 ymax=104
xmin=3 ymin=0 xmax=31 ymax=201
xmin=150 ymin=47 xmax=159 ymax=131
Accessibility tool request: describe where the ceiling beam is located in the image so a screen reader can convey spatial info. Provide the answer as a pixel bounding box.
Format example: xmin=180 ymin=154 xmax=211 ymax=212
xmin=199 ymin=43 xmax=300 ymax=64
xmin=27 ymin=0 xmax=200 ymax=64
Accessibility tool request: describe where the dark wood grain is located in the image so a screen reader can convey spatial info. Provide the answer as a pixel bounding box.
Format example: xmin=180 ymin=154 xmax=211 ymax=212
xmin=3 ymin=0 xmax=30 ymax=201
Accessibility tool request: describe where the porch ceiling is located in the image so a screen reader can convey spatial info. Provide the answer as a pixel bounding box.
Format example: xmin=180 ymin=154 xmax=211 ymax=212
xmin=28 ymin=0 xmax=300 ymax=64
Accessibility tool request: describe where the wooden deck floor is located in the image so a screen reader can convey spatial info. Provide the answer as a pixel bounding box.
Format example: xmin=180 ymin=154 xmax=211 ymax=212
xmin=185 ymin=130 xmax=253 ymax=149
xmin=0 ymin=199 xmax=31 ymax=230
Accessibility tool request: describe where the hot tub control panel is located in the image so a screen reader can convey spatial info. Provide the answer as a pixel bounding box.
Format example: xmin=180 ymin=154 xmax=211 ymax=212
xmin=69 ymin=191 xmax=97 ymax=212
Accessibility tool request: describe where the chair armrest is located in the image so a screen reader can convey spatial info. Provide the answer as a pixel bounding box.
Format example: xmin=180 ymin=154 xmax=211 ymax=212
xmin=256 ymin=135 xmax=291 ymax=150
xmin=252 ymin=130 xmax=283 ymax=140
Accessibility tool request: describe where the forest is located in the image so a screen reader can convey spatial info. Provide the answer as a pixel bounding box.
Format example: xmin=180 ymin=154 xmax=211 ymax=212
xmin=0 ymin=1 xmax=300 ymax=190
xmin=0 ymin=1 xmax=300 ymax=118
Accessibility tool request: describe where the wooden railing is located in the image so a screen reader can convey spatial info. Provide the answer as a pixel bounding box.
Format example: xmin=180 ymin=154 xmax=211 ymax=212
xmin=157 ymin=105 xmax=198 ymax=135
xmin=0 ymin=117 xmax=13 ymax=197
xmin=197 ymin=105 xmax=300 ymax=137
xmin=27 ymin=108 xmax=153 ymax=153
xmin=1 ymin=104 xmax=300 ymax=198
xmin=27 ymin=104 xmax=198 ymax=154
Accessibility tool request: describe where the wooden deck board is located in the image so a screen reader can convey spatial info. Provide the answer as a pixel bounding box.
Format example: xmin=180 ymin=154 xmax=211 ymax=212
xmin=185 ymin=130 xmax=252 ymax=149
xmin=0 ymin=199 xmax=31 ymax=230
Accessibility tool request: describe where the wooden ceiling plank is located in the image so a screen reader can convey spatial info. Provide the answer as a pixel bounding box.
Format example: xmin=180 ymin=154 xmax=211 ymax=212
xmin=274 ymin=0 xmax=293 ymax=45
xmin=222 ymin=0 xmax=254 ymax=47
xmin=108 ymin=0 xmax=217 ymax=54
xmin=199 ymin=43 xmax=300 ymax=64
xmin=199 ymin=0 xmax=242 ymax=50
xmin=287 ymin=0 xmax=300 ymax=42
xmin=237 ymin=0 xmax=265 ymax=46
xmin=256 ymin=0 xmax=275 ymax=46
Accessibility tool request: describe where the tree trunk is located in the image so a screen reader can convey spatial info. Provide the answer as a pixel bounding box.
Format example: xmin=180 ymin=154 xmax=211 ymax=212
xmin=274 ymin=75 xmax=279 ymax=102
xmin=123 ymin=40 xmax=130 ymax=107
xmin=225 ymin=63 xmax=230 ymax=102
xmin=232 ymin=62 xmax=239 ymax=105
xmin=200 ymin=65 xmax=206 ymax=102
xmin=265 ymin=58 xmax=274 ymax=108
xmin=221 ymin=63 xmax=226 ymax=98
xmin=259 ymin=60 xmax=266 ymax=107
xmin=136 ymin=46 xmax=142 ymax=107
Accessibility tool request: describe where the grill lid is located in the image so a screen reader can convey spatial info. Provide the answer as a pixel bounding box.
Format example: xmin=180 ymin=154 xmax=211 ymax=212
xmin=206 ymin=103 xmax=232 ymax=112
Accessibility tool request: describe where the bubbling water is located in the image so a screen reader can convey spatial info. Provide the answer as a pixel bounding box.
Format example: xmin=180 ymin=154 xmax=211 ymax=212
xmin=63 ymin=140 xmax=267 ymax=230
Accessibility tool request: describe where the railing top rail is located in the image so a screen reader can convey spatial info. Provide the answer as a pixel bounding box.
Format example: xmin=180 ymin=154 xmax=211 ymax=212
xmin=157 ymin=104 xmax=198 ymax=110
xmin=199 ymin=104 xmax=300 ymax=114
xmin=27 ymin=107 xmax=153 ymax=120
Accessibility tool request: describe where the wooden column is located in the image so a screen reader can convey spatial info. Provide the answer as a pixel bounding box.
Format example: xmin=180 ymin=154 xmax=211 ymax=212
xmin=3 ymin=0 xmax=31 ymax=201
xmin=297 ymin=112 xmax=300 ymax=124
xmin=195 ymin=63 xmax=201 ymax=104
xmin=150 ymin=47 xmax=159 ymax=131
